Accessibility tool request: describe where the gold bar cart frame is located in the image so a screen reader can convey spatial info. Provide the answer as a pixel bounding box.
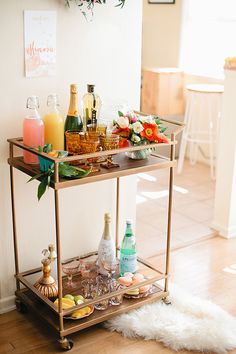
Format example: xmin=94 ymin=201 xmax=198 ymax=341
xmin=8 ymin=113 xmax=183 ymax=348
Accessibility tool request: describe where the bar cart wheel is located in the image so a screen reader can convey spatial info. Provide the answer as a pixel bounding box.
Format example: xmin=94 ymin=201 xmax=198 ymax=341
xmin=162 ymin=296 xmax=172 ymax=305
xmin=15 ymin=297 xmax=28 ymax=313
xmin=58 ymin=337 xmax=74 ymax=351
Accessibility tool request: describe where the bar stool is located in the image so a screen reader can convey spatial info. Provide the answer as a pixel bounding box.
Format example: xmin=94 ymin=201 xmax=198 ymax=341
xmin=177 ymin=84 xmax=224 ymax=179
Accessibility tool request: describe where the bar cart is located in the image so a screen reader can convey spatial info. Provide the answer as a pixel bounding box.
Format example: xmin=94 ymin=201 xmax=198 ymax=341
xmin=8 ymin=112 xmax=183 ymax=350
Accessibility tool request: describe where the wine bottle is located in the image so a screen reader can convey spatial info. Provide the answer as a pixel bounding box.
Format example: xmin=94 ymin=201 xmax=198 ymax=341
xmin=82 ymin=84 xmax=101 ymax=129
xmin=97 ymin=213 xmax=116 ymax=276
xmin=64 ymin=84 xmax=83 ymax=146
xmin=44 ymin=94 xmax=64 ymax=150
xmin=119 ymin=219 xmax=137 ymax=276
xmin=23 ymin=96 xmax=44 ymax=164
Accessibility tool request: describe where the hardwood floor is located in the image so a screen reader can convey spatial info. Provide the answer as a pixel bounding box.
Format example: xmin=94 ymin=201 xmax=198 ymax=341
xmin=1 ymin=236 xmax=236 ymax=354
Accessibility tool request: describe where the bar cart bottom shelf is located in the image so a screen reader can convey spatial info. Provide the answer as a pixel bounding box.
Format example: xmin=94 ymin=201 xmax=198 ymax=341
xmin=16 ymin=284 xmax=168 ymax=349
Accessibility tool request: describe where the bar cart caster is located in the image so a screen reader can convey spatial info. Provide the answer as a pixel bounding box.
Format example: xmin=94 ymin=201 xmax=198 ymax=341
xmin=58 ymin=337 xmax=74 ymax=351
xmin=15 ymin=297 xmax=28 ymax=313
xmin=162 ymin=296 xmax=172 ymax=305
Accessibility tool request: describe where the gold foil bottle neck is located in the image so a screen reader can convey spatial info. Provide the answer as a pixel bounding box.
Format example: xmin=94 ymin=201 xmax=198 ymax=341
xmin=104 ymin=213 xmax=111 ymax=223
xmin=70 ymin=84 xmax=78 ymax=94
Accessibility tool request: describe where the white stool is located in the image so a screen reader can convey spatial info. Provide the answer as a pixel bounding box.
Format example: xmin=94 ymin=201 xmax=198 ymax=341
xmin=177 ymin=84 xmax=224 ymax=179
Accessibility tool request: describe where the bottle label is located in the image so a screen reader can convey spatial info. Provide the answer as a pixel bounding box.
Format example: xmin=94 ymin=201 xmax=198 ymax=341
xmin=120 ymin=253 xmax=137 ymax=274
xmin=98 ymin=239 xmax=115 ymax=275
xmin=91 ymin=109 xmax=97 ymax=125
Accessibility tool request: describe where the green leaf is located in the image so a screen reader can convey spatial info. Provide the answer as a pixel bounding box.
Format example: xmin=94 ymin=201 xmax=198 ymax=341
xmin=43 ymin=144 xmax=52 ymax=153
xmin=27 ymin=172 xmax=45 ymax=183
xmin=118 ymin=110 xmax=124 ymax=117
xmin=37 ymin=177 xmax=48 ymax=201
xmin=59 ymin=163 xmax=80 ymax=177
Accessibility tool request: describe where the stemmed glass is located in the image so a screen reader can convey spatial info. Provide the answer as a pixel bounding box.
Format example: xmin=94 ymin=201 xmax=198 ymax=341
xmin=80 ymin=139 xmax=100 ymax=173
xmin=100 ymin=134 xmax=120 ymax=169
xmin=101 ymin=257 xmax=119 ymax=279
xmin=62 ymin=260 xmax=80 ymax=289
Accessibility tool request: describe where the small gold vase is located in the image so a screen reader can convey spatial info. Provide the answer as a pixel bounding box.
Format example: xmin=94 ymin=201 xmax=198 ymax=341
xmin=34 ymin=258 xmax=58 ymax=299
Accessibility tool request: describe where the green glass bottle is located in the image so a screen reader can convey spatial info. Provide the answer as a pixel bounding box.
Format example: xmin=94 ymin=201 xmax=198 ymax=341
xmin=64 ymin=84 xmax=83 ymax=147
xmin=119 ymin=219 xmax=137 ymax=276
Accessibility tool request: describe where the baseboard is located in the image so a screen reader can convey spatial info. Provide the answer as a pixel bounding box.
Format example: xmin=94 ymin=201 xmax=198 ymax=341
xmin=0 ymin=295 xmax=16 ymax=314
xmin=211 ymin=222 xmax=236 ymax=238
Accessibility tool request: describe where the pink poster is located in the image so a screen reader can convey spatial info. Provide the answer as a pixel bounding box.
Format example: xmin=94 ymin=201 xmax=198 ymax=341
xmin=24 ymin=11 xmax=56 ymax=78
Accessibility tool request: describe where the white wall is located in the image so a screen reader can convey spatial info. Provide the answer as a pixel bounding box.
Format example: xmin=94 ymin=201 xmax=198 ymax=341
xmin=0 ymin=0 xmax=143 ymax=312
xmin=142 ymin=0 xmax=182 ymax=68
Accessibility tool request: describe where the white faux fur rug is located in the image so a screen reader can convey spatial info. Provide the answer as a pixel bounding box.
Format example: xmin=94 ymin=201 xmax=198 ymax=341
xmin=105 ymin=284 xmax=236 ymax=353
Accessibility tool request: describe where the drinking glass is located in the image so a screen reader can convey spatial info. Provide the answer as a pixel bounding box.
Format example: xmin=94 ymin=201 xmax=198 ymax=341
xmin=109 ymin=279 xmax=124 ymax=306
xmin=80 ymin=139 xmax=100 ymax=172
xmin=81 ymin=279 xmax=96 ymax=299
xmin=65 ymin=131 xmax=82 ymax=155
xmin=93 ymin=275 xmax=109 ymax=310
xmin=100 ymin=134 xmax=120 ymax=168
xmin=62 ymin=260 xmax=80 ymax=289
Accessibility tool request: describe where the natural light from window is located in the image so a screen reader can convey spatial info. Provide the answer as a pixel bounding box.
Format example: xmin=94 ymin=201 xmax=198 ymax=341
xmin=179 ymin=0 xmax=236 ymax=79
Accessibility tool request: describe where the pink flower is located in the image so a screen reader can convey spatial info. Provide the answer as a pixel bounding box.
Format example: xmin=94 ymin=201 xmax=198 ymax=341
xmin=117 ymin=116 xmax=129 ymax=129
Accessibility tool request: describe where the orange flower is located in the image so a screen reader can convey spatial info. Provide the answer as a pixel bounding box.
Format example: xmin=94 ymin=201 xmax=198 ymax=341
xmin=113 ymin=127 xmax=130 ymax=138
xmin=140 ymin=123 xmax=158 ymax=141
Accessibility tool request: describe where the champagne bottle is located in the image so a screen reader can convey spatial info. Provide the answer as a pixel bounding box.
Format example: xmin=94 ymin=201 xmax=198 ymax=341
xmin=97 ymin=213 xmax=116 ymax=276
xmin=119 ymin=219 xmax=137 ymax=276
xmin=64 ymin=84 xmax=83 ymax=146
xmin=82 ymin=84 xmax=101 ymax=129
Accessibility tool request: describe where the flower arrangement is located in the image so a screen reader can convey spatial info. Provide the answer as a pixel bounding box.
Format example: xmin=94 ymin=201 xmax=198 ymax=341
xmin=65 ymin=0 xmax=126 ymax=20
xmin=112 ymin=111 xmax=169 ymax=147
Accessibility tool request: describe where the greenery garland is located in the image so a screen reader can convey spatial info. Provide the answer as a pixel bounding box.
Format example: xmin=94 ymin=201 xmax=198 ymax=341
xmin=65 ymin=0 xmax=126 ymax=20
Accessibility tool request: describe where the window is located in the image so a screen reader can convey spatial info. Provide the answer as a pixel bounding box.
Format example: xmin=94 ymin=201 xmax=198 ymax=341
xmin=179 ymin=0 xmax=236 ymax=79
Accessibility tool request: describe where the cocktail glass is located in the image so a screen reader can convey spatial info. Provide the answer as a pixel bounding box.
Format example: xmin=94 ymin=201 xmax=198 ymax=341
xmin=62 ymin=260 xmax=80 ymax=289
xmin=100 ymin=134 xmax=120 ymax=169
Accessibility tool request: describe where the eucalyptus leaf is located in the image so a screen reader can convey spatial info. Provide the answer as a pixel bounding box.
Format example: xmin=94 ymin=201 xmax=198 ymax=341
xmin=118 ymin=111 xmax=124 ymax=117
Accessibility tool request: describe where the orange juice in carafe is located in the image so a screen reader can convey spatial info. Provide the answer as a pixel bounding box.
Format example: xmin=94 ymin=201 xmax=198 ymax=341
xmin=44 ymin=94 xmax=64 ymax=150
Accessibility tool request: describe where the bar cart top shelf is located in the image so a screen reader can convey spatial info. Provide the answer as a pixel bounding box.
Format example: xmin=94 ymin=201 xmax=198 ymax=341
xmin=7 ymin=113 xmax=184 ymax=190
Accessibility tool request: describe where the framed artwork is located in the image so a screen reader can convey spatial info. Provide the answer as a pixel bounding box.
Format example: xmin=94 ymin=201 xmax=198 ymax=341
xmin=24 ymin=11 xmax=57 ymax=78
xmin=148 ymin=0 xmax=175 ymax=3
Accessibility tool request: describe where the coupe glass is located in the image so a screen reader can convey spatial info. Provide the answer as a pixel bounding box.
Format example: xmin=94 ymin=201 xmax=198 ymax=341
xmin=100 ymin=134 xmax=120 ymax=168
xmin=62 ymin=260 xmax=80 ymax=289
xmin=80 ymin=139 xmax=100 ymax=172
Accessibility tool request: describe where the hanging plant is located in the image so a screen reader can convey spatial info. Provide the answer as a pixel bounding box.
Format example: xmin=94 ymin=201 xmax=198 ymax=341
xmin=65 ymin=0 xmax=126 ymax=20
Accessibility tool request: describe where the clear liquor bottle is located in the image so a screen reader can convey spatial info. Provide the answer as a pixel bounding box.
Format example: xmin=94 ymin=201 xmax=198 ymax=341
xmin=82 ymin=84 xmax=101 ymax=130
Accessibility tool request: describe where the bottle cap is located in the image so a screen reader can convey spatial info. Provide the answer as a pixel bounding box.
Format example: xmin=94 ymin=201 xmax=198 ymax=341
xmin=104 ymin=213 xmax=111 ymax=222
xmin=47 ymin=94 xmax=58 ymax=107
xmin=126 ymin=219 xmax=133 ymax=225
xmin=26 ymin=96 xmax=39 ymax=109
xmin=70 ymin=84 xmax=78 ymax=94
xmin=87 ymin=84 xmax=95 ymax=93
xmin=48 ymin=244 xmax=55 ymax=252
